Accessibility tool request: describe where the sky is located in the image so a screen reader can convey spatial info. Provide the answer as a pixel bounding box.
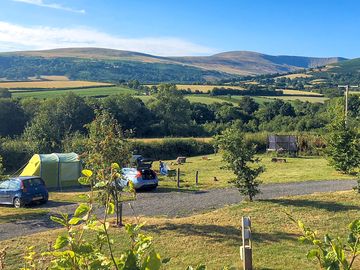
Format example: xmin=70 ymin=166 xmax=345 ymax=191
xmin=1 ymin=0 xmax=360 ymax=58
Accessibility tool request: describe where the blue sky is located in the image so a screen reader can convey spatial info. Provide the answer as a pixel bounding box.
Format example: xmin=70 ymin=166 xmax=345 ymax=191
xmin=1 ymin=0 xmax=359 ymax=57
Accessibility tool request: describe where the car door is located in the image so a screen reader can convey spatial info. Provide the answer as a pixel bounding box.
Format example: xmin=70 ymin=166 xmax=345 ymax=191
xmin=7 ymin=180 xmax=20 ymax=204
xmin=0 ymin=180 xmax=10 ymax=204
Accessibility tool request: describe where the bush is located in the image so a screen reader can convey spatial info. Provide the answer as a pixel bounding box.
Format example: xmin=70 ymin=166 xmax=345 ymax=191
xmin=0 ymin=138 xmax=35 ymax=173
xmin=130 ymin=138 xmax=214 ymax=160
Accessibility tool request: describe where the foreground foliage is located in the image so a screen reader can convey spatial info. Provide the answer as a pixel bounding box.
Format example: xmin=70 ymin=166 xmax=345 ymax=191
xmin=290 ymin=216 xmax=360 ymax=270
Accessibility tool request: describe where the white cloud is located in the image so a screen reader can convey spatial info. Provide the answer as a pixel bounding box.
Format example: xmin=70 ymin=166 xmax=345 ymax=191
xmin=13 ymin=0 xmax=85 ymax=14
xmin=0 ymin=21 xmax=214 ymax=56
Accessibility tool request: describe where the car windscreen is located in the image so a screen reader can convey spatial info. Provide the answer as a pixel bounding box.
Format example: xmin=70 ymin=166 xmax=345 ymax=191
xmin=0 ymin=180 xmax=9 ymax=189
xmin=23 ymin=178 xmax=44 ymax=188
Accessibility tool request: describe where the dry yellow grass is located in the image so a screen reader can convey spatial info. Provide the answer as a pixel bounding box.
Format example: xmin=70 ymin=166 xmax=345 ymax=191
xmin=40 ymin=75 xmax=69 ymax=81
xmin=281 ymin=89 xmax=323 ymax=96
xmin=1 ymin=80 xmax=113 ymax=89
xmin=176 ymin=84 xmax=244 ymax=92
xmin=276 ymin=73 xmax=313 ymax=79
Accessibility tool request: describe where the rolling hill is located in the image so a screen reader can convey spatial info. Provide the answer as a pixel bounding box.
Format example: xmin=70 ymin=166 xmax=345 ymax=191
xmin=0 ymin=48 xmax=347 ymax=83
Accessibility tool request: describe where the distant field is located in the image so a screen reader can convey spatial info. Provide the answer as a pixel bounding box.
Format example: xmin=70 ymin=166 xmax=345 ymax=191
xmin=12 ymin=86 xmax=136 ymax=98
xmin=276 ymin=73 xmax=312 ymax=79
xmin=176 ymin=84 xmax=244 ymax=92
xmin=263 ymin=95 xmax=329 ymax=103
xmin=40 ymin=75 xmax=69 ymax=81
xmin=281 ymin=89 xmax=323 ymax=96
xmin=186 ymin=95 xmax=237 ymax=104
xmin=1 ymin=80 xmax=113 ymax=89
xmin=310 ymin=79 xmax=327 ymax=84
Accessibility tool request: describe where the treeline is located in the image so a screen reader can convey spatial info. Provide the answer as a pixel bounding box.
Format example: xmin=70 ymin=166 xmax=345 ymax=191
xmin=0 ymin=56 xmax=234 ymax=83
xmin=210 ymin=87 xmax=283 ymax=96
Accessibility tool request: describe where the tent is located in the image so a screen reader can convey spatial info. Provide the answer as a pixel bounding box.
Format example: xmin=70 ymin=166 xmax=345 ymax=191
xmin=20 ymin=153 xmax=81 ymax=189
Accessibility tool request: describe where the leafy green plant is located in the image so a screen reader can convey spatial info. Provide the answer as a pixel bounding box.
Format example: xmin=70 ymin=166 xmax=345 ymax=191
xmin=214 ymin=127 xmax=264 ymax=201
xmin=325 ymin=104 xmax=360 ymax=174
xmin=290 ymin=215 xmax=360 ymax=269
xmin=0 ymin=155 xmax=6 ymax=180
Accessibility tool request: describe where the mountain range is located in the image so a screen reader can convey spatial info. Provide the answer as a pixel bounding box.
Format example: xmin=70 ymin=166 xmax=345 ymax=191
xmin=0 ymin=48 xmax=351 ymax=83
xmin=3 ymin=47 xmax=347 ymax=75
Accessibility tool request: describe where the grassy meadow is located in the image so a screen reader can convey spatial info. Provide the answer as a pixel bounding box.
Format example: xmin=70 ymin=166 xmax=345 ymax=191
xmin=262 ymin=95 xmax=329 ymax=103
xmin=12 ymin=86 xmax=137 ymax=98
xmin=154 ymin=154 xmax=355 ymax=190
xmin=2 ymin=191 xmax=359 ymax=269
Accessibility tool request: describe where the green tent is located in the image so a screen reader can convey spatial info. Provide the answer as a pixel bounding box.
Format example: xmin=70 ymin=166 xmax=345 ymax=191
xmin=20 ymin=153 xmax=82 ymax=189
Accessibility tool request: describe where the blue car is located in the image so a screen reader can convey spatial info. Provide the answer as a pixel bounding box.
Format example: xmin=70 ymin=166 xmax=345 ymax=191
xmin=121 ymin=158 xmax=158 ymax=190
xmin=0 ymin=176 xmax=49 ymax=208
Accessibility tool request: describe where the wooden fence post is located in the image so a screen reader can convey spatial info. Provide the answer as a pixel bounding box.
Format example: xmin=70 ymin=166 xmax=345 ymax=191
xmin=195 ymin=171 xmax=199 ymax=186
xmin=177 ymin=168 xmax=180 ymax=188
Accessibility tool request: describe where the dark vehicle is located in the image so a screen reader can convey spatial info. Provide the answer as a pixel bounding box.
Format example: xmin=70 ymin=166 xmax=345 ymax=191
xmin=0 ymin=176 xmax=49 ymax=208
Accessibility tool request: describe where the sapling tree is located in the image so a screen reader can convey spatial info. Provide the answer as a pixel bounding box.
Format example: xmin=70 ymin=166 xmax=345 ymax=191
xmin=83 ymin=110 xmax=132 ymax=226
xmin=214 ymin=127 xmax=264 ymax=201
xmin=325 ymin=103 xmax=360 ymax=174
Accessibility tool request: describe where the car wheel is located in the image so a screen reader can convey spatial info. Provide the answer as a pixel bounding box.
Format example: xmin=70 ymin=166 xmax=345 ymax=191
xmin=13 ymin=197 xmax=23 ymax=208
xmin=40 ymin=198 xmax=48 ymax=204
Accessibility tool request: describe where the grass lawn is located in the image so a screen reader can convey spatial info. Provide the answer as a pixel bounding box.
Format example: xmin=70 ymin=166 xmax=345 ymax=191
xmin=2 ymin=191 xmax=359 ymax=269
xmin=154 ymin=154 xmax=355 ymax=190
xmin=12 ymin=86 xmax=136 ymax=99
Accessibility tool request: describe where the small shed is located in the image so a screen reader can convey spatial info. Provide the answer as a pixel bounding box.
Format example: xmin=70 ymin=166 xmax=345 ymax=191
xmin=20 ymin=153 xmax=81 ymax=189
xmin=267 ymin=135 xmax=298 ymax=153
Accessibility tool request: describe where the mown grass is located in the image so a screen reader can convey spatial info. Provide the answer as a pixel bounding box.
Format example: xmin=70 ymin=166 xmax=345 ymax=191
xmin=2 ymin=191 xmax=359 ymax=269
xmin=12 ymin=86 xmax=137 ymax=98
xmin=154 ymin=154 xmax=355 ymax=190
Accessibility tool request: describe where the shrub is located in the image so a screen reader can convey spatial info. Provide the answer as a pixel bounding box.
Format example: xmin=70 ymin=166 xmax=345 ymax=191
xmin=0 ymin=138 xmax=35 ymax=173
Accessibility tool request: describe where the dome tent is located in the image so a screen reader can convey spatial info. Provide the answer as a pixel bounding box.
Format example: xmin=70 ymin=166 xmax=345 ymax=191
xmin=20 ymin=153 xmax=81 ymax=189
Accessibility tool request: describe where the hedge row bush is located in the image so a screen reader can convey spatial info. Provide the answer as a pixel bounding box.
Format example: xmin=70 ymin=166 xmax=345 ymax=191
xmin=130 ymin=138 xmax=215 ymax=160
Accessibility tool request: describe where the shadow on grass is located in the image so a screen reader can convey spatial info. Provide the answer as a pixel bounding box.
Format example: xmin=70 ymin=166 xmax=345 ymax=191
xmin=144 ymin=223 xmax=298 ymax=246
xmin=264 ymin=198 xmax=360 ymax=212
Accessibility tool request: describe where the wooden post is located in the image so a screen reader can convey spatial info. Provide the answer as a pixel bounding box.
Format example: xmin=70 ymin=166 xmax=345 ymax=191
xmin=241 ymin=216 xmax=252 ymax=270
xmin=177 ymin=168 xmax=180 ymax=188
xmin=195 ymin=171 xmax=199 ymax=186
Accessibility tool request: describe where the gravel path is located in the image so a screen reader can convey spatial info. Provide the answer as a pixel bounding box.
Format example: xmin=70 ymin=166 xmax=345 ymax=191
xmin=0 ymin=179 xmax=356 ymax=241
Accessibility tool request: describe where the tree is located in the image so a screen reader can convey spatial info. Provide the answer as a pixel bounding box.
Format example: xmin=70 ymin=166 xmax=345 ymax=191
xmin=238 ymin=96 xmax=259 ymax=115
xmin=0 ymin=88 xmax=11 ymax=98
xmin=0 ymin=99 xmax=27 ymax=137
xmin=147 ymin=84 xmax=192 ymax=136
xmin=84 ymin=110 xmax=132 ymax=226
xmin=102 ymin=94 xmax=152 ymax=137
xmin=214 ymin=127 xmax=264 ymax=201
xmin=24 ymin=93 xmax=94 ymax=152
xmin=326 ymin=104 xmax=360 ymax=174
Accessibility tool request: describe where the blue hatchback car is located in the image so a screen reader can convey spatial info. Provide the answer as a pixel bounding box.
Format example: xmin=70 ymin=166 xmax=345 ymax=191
xmin=0 ymin=176 xmax=49 ymax=208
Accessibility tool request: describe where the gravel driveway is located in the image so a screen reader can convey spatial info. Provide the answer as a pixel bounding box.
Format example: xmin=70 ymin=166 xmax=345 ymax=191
xmin=0 ymin=179 xmax=356 ymax=241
